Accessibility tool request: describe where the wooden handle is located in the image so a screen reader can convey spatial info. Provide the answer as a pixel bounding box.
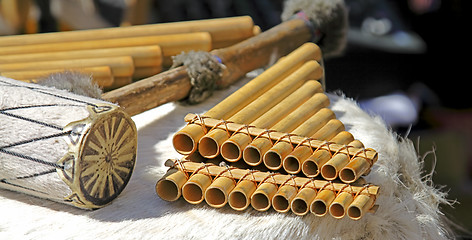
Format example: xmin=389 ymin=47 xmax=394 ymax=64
xmin=212 ymin=18 xmax=313 ymax=88
xmin=102 ymin=18 xmax=314 ymax=116
xmin=102 ymin=66 xmax=191 ymax=116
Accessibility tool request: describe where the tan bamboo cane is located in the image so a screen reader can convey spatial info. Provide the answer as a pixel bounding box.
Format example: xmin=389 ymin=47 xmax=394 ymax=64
xmin=171 ymin=43 xmax=321 ymax=155
xmin=102 ymin=18 xmax=316 ymax=117
xmin=284 ymin=131 xmax=354 ymax=175
xmin=0 ymin=45 xmax=162 ymax=68
xmin=347 ymin=192 xmax=375 ymax=220
xmin=220 ymin=80 xmax=323 ymax=162
xmin=262 ymin=110 xmax=339 ymax=170
xmin=0 ymin=16 xmax=255 ymax=50
xmin=0 ymin=56 xmax=134 ymax=78
xmin=242 ymin=93 xmax=330 ymax=166
xmin=1 ymin=66 xmax=114 ymax=87
xmin=198 ymin=60 xmax=322 ymax=158
xmin=0 ymin=32 xmax=210 ymax=68
xmin=321 ymin=140 xmax=365 ymax=181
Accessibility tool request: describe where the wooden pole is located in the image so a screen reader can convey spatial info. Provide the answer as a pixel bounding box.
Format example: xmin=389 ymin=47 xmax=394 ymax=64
xmin=102 ymin=18 xmax=316 ymax=116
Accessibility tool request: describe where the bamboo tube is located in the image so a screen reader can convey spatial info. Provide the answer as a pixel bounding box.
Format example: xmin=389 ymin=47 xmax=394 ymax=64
xmin=205 ymin=176 xmax=235 ymax=208
xmin=329 ymin=191 xmax=354 ymax=219
xmin=171 ymin=43 xmax=322 ymax=155
xmin=228 ymin=179 xmax=257 ymax=211
xmin=0 ymin=45 xmax=162 ymax=69
xmin=1 ymin=66 xmax=114 ymax=87
xmin=243 ymin=93 xmax=330 ymax=166
xmin=198 ymin=60 xmax=322 ymax=158
xmin=311 ymin=189 xmax=336 ymax=217
xmin=340 ymin=154 xmax=378 ymax=184
xmin=282 ymin=120 xmax=346 ymax=174
xmin=0 ymin=32 xmax=211 ymax=67
xmin=251 ymin=182 xmax=278 ymax=211
xmin=291 ymin=185 xmax=317 ymax=216
xmin=272 ymin=184 xmax=298 ymax=213
xmin=263 ymin=108 xmax=336 ymax=170
xmin=286 ymin=131 xmax=354 ymax=176
xmin=347 ymin=194 xmax=375 ymax=220
xmin=0 ymin=16 xmax=255 ymax=49
xmin=321 ymin=140 xmax=364 ymax=181
xmin=181 ymin=173 xmax=212 ymax=204
xmin=220 ymin=80 xmax=323 ymax=162
xmin=155 ymin=169 xmax=188 ymax=201
xmin=0 ymin=56 xmax=134 ymax=78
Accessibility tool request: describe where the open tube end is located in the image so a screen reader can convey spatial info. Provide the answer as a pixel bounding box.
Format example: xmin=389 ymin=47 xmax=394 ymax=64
xmin=156 ymin=179 xmax=181 ymax=202
xmin=221 ymin=141 xmax=242 ymax=162
xmin=199 ymin=136 xmax=220 ymax=158
xmin=291 ymin=198 xmax=309 ymax=216
xmin=339 ymin=168 xmax=356 ymax=183
xmin=302 ymin=160 xmax=319 ymax=177
xmin=173 ymin=132 xmax=196 ymax=155
xmin=229 ymin=191 xmax=249 ymax=211
xmin=264 ymin=151 xmax=283 ymax=170
xmin=283 ymin=156 xmax=301 ymax=174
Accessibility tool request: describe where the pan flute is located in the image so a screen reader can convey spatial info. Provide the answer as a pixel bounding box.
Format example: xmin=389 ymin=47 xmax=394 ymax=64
xmin=156 ymin=43 xmax=380 ymax=220
xmin=0 ymin=16 xmax=258 ymax=90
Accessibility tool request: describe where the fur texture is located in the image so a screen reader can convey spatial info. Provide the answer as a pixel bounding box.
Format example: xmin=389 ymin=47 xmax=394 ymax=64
xmin=0 ymin=74 xmax=452 ymax=239
xmin=281 ymin=0 xmax=348 ymax=58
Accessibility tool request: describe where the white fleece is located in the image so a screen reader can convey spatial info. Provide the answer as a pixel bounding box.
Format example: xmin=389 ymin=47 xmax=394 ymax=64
xmin=0 ymin=76 xmax=453 ymax=239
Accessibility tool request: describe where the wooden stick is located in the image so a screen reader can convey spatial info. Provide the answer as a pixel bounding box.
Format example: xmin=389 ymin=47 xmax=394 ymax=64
xmin=0 ymin=66 xmax=114 ymax=87
xmin=102 ymin=18 xmax=316 ymax=116
xmin=0 ymin=16 xmax=255 ymax=49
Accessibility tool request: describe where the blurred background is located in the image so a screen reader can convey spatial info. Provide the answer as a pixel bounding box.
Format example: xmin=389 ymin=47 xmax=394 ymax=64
xmin=1 ymin=0 xmax=470 ymax=237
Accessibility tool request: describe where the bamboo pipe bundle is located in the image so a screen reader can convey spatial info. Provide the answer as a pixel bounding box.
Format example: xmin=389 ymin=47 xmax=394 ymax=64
xmin=0 ymin=45 xmax=163 ymax=80
xmin=284 ymin=131 xmax=354 ymax=175
xmin=242 ymin=93 xmax=330 ymax=166
xmin=220 ymin=80 xmax=323 ymax=162
xmin=171 ymin=43 xmax=322 ymax=155
xmin=197 ymin=60 xmax=323 ymax=158
xmin=156 ymin=158 xmax=379 ymax=220
xmin=0 ymin=32 xmax=210 ymax=68
xmin=180 ymin=113 xmax=378 ymax=173
xmin=0 ymin=56 xmax=134 ymax=79
xmin=1 ymin=66 xmax=114 ymax=87
xmin=262 ymin=112 xmax=341 ymax=171
xmin=0 ymin=16 xmax=255 ymax=50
